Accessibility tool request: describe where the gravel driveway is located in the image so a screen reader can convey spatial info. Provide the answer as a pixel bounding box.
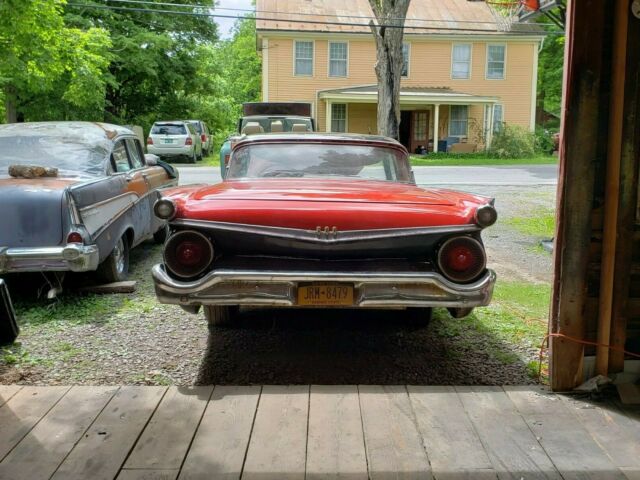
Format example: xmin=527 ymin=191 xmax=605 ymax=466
xmin=0 ymin=185 xmax=556 ymax=386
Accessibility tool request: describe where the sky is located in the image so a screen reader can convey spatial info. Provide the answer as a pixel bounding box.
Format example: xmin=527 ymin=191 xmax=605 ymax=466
xmin=215 ymin=0 xmax=255 ymax=39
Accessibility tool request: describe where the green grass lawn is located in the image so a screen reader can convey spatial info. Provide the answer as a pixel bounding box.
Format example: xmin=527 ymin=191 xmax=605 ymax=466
xmin=504 ymin=207 xmax=556 ymax=239
xmin=410 ymin=154 xmax=557 ymax=167
xmin=199 ymin=153 xmax=220 ymax=167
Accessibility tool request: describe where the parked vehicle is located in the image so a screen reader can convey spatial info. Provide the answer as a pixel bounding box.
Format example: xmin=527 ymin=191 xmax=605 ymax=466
xmin=185 ymin=120 xmax=211 ymax=156
xmin=219 ymin=102 xmax=315 ymax=178
xmin=0 ymin=278 xmax=18 ymax=345
xmin=0 ymin=122 xmax=179 ymax=296
xmin=152 ymin=133 xmax=497 ymax=327
xmin=147 ymin=121 xmax=202 ymax=163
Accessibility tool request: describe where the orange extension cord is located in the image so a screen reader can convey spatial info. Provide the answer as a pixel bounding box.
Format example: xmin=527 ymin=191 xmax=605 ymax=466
xmin=537 ymin=333 xmax=640 ymax=381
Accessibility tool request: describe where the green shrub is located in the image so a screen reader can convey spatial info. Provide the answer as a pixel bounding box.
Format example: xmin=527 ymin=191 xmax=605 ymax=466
xmin=414 ymin=151 xmax=491 ymax=160
xmin=489 ymin=124 xmax=536 ymax=159
xmin=534 ymin=127 xmax=556 ymax=154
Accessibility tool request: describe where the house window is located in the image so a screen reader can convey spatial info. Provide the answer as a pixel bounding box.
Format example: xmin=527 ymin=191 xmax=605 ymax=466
xmin=331 ymin=104 xmax=347 ymax=132
xmin=329 ymin=42 xmax=348 ymax=77
xmin=493 ymin=104 xmax=504 ymax=133
xmin=402 ymin=43 xmax=410 ymax=77
xmin=294 ymin=40 xmax=314 ymax=76
xmin=486 ymin=44 xmax=506 ymax=79
xmin=451 ymin=44 xmax=471 ymax=79
xmin=449 ymin=105 xmax=468 ymax=137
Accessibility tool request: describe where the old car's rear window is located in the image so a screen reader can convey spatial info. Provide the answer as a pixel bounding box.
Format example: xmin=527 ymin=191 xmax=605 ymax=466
xmin=0 ymin=124 xmax=110 ymax=176
xmin=227 ymin=142 xmax=411 ymax=182
xmin=240 ymin=117 xmax=313 ymax=133
xmin=151 ymin=124 xmax=187 ymax=135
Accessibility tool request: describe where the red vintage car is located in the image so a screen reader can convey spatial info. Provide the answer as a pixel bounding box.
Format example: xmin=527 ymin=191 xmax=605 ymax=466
xmin=152 ymin=133 xmax=497 ymax=326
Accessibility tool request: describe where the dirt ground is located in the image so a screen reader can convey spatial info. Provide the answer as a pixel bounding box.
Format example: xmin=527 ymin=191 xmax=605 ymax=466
xmin=0 ymin=185 xmax=556 ymax=386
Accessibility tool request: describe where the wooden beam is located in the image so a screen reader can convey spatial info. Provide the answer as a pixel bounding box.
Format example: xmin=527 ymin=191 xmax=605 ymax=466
xmin=609 ymin=0 xmax=640 ymax=371
xmin=596 ymin=0 xmax=630 ymax=376
xmin=550 ymin=0 xmax=609 ymax=391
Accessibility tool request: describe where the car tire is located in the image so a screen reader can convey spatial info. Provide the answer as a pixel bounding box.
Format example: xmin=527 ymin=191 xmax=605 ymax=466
xmin=188 ymin=152 xmax=197 ymax=164
xmin=405 ymin=307 xmax=433 ymax=327
xmin=204 ymin=305 xmax=238 ymax=327
xmin=96 ymin=235 xmax=130 ymax=283
xmin=153 ymin=225 xmax=168 ymax=244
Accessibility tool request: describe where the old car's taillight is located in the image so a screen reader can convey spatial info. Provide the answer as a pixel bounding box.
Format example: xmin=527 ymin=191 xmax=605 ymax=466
xmin=66 ymin=232 xmax=83 ymax=244
xmin=201 ymin=134 xmax=206 ymax=143
xmin=185 ymin=137 xmax=193 ymax=146
xmin=475 ymin=204 xmax=498 ymax=228
xmin=164 ymin=230 xmax=214 ymax=278
xmin=154 ymin=198 xmax=176 ymax=220
xmin=147 ymin=137 xmax=153 ymax=145
xmin=437 ymin=236 xmax=486 ymax=283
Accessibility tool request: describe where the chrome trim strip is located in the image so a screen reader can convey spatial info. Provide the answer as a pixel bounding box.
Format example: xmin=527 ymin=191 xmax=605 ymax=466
xmin=152 ymin=264 xmax=496 ymax=308
xmin=170 ymin=219 xmax=479 ymax=243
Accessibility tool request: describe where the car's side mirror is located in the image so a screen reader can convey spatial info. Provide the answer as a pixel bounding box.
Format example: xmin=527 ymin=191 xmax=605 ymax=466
xmin=145 ymin=154 xmax=159 ymax=166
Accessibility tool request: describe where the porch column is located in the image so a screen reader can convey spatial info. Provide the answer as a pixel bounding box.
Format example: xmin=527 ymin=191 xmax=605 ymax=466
xmin=487 ymin=103 xmax=495 ymax=149
xmin=325 ymin=101 xmax=332 ymax=132
xmin=433 ymin=104 xmax=440 ymax=152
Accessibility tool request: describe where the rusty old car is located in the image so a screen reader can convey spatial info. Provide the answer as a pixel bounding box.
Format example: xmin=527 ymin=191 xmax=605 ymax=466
xmin=0 ymin=122 xmax=178 ymax=297
xmin=152 ymin=133 xmax=497 ymax=326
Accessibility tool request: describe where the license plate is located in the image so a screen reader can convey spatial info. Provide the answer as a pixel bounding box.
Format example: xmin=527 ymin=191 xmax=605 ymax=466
xmin=297 ymin=284 xmax=354 ymax=306
xmin=163 ymin=138 xmax=173 ymax=144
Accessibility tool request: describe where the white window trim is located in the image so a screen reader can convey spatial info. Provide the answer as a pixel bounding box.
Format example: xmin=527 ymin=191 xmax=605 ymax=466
xmin=330 ymin=103 xmax=348 ymax=132
xmin=293 ymin=39 xmax=315 ymax=77
xmin=485 ymin=43 xmax=507 ymax=80
xmin=402 ymin=42 xmax=411 ymax=79
xmin=327 ymin=41 xmax=349 ymax=78
xmin=450 ymin=43 xmax=472 ymax=80
xmin=448 ymin=105 xmax=469 ymax=138
xmin=493 ymin=104 xmax=504 ymax=133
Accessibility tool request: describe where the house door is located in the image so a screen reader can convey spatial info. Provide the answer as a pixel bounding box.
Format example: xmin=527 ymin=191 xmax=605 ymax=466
xmin=410 ymin=111 xmax=430 ymax=153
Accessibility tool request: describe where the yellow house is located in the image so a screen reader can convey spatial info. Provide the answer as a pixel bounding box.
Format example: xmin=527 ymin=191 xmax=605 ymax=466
xmin=256 ymin=0 xmax=545 ymax=152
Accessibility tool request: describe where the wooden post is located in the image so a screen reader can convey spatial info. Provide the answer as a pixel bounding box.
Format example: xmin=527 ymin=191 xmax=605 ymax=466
xmin=326 ymin=101 xmax=332 ymax=133
xmin=550 ymin=0 xmax=609 ymax=391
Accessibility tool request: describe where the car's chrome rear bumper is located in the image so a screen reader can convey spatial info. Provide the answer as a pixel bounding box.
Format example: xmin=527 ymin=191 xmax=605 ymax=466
xmin=151 ymin=263 xmax=496 ymax=309
xmin=0 ymin=244 xmax=100 ymax=274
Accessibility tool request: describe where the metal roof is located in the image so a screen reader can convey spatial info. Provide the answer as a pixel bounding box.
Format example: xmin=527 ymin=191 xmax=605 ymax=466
xmin=256 ymin=0 xmax=544 ymax=36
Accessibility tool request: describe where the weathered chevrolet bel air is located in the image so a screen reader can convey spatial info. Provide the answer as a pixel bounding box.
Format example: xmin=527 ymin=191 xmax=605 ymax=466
xmin=152 ymin=133 xmax=497 ymax=326
xmin=0 ymin=122 xmax=178 ymax=296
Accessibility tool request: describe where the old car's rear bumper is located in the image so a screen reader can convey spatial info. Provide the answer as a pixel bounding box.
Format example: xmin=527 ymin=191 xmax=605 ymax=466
xmin=151 ymin=263 xmax=496 ymax=309
xmin=0 ymin=244 xmax=100 ymax=274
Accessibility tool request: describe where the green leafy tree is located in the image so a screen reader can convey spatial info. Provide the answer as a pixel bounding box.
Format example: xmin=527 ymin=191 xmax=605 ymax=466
xmin=0 ymin=0 xmax=111 ymax=123
xmin=537 ymin=33 xmax=564 ymax=122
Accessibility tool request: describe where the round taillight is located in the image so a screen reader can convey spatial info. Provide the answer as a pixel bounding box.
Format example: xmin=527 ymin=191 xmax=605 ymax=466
xmin=437 ymin=236 xmax=486 ymax=283
xmin=164 ymin=230 xmax=214 ymax=278
xmin=154 ymin=198 xmax=176 ymax=220
xmin=67 ymin=232 xmax=83 ymax=244
xmin=475 ymin=204 xmax=498 ymax=228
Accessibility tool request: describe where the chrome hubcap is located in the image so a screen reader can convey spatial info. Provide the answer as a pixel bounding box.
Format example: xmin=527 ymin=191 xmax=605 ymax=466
xmin=113 ymin=238 xmax=126 ymax=274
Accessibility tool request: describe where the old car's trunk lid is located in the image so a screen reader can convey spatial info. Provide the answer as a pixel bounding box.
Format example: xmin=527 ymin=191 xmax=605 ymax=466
xmin=0 ymin=176 xmax=76 ymax=248
xmin=176 ymin=179 xmax=487 ymax=230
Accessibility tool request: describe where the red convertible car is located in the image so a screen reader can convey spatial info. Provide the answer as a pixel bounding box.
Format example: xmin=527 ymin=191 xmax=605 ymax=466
xmin=152 ymin=133 xmax=497 ymax=326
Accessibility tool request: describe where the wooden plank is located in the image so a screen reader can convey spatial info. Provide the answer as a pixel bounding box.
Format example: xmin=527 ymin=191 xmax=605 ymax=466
xmin=408 ymin=386 xmax=496 ymax=479
xmin=51 ymin=386 xmax=166 ymax=480
xmin=0 ymin=386 xmax=70 ymax=461
xmin=456 ymin=386 xmax=560 ymax=479
xmin=117 ymin=469 xmax=178 ymax=480
xmin=306 ymin=385 xmax=368 ymax=480
xmin=124 ymin=386 xmax=213 ymax=470
xmin=178 ymin=385 xmax=260 ymax=480
xmin=550 ymin=0 xmax=610 ymax=391
xmin=559 ymin=394 xmax=640 ymax=471
xmin=242 ymin=385 xmax=309 ymax=480
xmin=0 ymin=386 xmax=22 ymax=408
xmin=505 ymin=387 xmax=625 ymax=479
xmin=78 ymin=281 xmax=137 ymax=294
xmin=358 ymin=385 xmax=431 ymax=479
xmin=0 ymin=386 xmax=117 ymax=480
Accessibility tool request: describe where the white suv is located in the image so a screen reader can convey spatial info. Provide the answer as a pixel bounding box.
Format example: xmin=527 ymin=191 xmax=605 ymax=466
xmin=147 ymin=121 xmax=202 ymax=163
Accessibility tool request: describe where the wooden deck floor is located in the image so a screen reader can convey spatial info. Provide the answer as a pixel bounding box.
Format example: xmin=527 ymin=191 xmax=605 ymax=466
xmin=0 ymin=385 xmax=639 ymax=480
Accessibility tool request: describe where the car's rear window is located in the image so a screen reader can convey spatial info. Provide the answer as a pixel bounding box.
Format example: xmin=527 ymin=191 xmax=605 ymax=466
xmin=187 ymin=122 xmax=203 ymax=134
xmin=151 ymin=124 xmax=186 ymax=135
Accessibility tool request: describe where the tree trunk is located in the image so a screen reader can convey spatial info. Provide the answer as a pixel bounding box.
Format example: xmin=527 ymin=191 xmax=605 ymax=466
xmin=4 ymin=85 xmax=18 ymax=123
xmin=368 ymin=0 xmax=411 ymax=140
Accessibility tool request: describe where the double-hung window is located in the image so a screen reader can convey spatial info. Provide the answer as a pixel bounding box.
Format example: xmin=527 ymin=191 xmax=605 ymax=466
xmin=486 ymin=44 xmax=506 ymax=79
xmin=402 ymin=43 xmax=410 ymax=77
xmin=328 ymin=42 xmax=348 ymax=77
xmin=449 ymin=105 xmax=469 ymax=137
xmin=331 ymin=104 xmax=347 ymax=132
xmin=492 ymin=104 xmax=504 ymax=133
xmin=451 ymin=44 xmax=471 ymax=79
xmin=294 ymin=40 xmax=314 ymax=76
